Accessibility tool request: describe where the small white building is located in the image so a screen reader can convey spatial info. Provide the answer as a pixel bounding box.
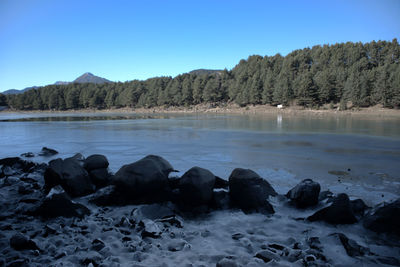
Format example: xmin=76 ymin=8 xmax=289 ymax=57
xmin=277 ymin=104 xmax=283 ymax=109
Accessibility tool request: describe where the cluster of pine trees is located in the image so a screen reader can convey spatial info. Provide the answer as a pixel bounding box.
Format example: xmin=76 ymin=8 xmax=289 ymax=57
xmin=4 ymin=40 xmax=400 ymax=110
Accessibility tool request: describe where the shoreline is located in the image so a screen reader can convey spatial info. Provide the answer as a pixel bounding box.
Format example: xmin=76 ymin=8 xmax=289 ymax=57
xmin=1 ymin=104 xmax=400 ymax=119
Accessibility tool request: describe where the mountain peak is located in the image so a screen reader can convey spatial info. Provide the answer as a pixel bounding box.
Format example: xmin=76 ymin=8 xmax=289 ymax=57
xmin=73 ymin=72 xmax=110 ymax=84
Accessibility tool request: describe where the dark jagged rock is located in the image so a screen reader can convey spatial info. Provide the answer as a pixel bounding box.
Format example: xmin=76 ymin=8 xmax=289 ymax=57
xmin=229 ymin=168 xmax=276 ymax=214
xmin=329 ymin=233 xmax=370 ymax=257
xmin=363 ymin=198 xmax=400 ymax=236
xmin=44 ymin=158 xmax=95 ymax=197
xmin=214 ymin=176 xmax=229 ymax=189
xmin=178 ymin=166 xmax=215 ymax=207
xmin=286 ymin=179 xmax=320 ymax=208
xmin=0 ymin=157 xmax=37 ymax=173
xmin=10 ymin=233 xmax=39 ymax=251
xmin=89 ymin=168 xmax=112 ymax=188
xmin=84 ymin=154 xmax=109 ymax=171
xmin=30 ymin=186 xmax=90 ymax=218
xmin=308 ymin=193 xmax=357 ymax=224
xmin=350 ymin=199 xmax=369 ymax=217
xmin=39 ymin=147 xmax=58 ymax=156
xmin=113 ymin=155 xmax=174 ymax=203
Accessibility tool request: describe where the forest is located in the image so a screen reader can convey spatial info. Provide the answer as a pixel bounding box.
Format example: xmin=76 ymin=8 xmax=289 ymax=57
xmin=3 ymin=39 xmax=400 ymax=110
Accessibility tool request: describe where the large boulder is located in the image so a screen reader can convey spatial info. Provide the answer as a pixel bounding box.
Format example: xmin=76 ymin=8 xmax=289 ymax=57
xmin=84 ymin=154 xmax=109 ymax=171
xmin=178 ymin=167 xmax=215 ymax=207
xmin=286 ymin=179 xmax=321 ymax=208
xmin=44 ymin=158 xmax=95 ymax=197
xmin=229 ymin=168 xmax=276 ymax=214
xmin=112 ymin=155 xmax=175 ymax=203
xmin=363 ymin=198 xmax=400 ymax=236
xmin=30 ymin=186 xmax=90 ymax=218
xmin=308 ymin=193 xmax=357 ymax=224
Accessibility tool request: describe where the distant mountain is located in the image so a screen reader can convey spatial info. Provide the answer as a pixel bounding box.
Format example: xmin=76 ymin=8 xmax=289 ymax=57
xmin=2 ymin=86 xmax=39 ymax=95
xmin=54 ymin=81 xmax=70 ymax=85
xmin=73 ymin=72 xmax=111 ymax=84
xmin=1 ymin=72 xmax=111 ymax=95
xmin=188 ymin=69 xmax=223 ymax=75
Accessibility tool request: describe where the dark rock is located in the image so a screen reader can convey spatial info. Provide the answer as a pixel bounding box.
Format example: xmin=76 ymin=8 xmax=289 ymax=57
xmin=307 ymin=193 xmax=357 ymax=224
xmin=286 ymin=179 xmax=320 ymax=208
xmin=329 ymin=233 xmax=370 ymax=257
xmin=363 ymin=198 xmax=400 ymax=236
xmin=214 ymin=176 xmax=229 ymax=189
xmin=92 ymin=239 xmax=105 ymax=251
xmin=255 ymin=250 xmax=280 ymax=263
xmin=39 ymin=147 xmax=58 ymax=156
xmin=113 ymin=155 xmax=174 ymax=203
xmin=30 ymin=186 xmax=90 ymax=218
xmin=211 ymin=190 xmax=230 ymax=210
xmin=229 ymin=168 xmax=276 ymax=214
xmin=20 ymin=152 xmax=34 ymax=158
xmin=178 ymin=166 xmax=215 ymax=207
xmin=17 ymin=185 xmax=34 ymax=195
xmin=350 ymin=199 xmax=369 ymax=217
xmin=10 ymin=233 xmax=39 ymax=251
xmin=139 ymin=219 xmax=162 ymax=238
xmin=84 ymin=154 xmax=109 ymax=171
xmin=44 ymin=158 xmax=95 ymax=197
xmin=0 ymin=157 xmax=36 ymax=173
xmin=89 ymin=168 xmax=112 ymax=188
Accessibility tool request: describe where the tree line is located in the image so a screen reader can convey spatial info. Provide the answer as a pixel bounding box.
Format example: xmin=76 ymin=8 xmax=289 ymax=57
xmin=3 ymin=39 xmax=400 ymax=110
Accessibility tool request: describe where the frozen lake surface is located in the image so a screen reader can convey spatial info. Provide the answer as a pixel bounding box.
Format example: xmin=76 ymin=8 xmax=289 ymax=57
xmin=1 ymin=111 xmax=400 ymax=266
xmin=1 ymin=111 xmax=399 ymax=204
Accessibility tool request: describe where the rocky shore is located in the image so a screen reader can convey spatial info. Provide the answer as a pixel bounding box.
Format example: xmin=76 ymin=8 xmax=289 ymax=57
xmin=0 ymin=150 xmax=399 ymax=266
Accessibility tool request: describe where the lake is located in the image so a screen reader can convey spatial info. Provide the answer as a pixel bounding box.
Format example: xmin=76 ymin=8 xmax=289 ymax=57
xmin=0 ymin=112 xmax=399 ymax=204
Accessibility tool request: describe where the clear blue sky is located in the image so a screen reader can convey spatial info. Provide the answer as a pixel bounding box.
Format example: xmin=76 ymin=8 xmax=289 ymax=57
xmin=0 ymin=0 xmax=399 ymax=92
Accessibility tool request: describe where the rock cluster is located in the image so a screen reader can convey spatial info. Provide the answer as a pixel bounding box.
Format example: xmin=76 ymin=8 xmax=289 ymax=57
xmin=0 ymin=151 xmax=399 ymax=266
